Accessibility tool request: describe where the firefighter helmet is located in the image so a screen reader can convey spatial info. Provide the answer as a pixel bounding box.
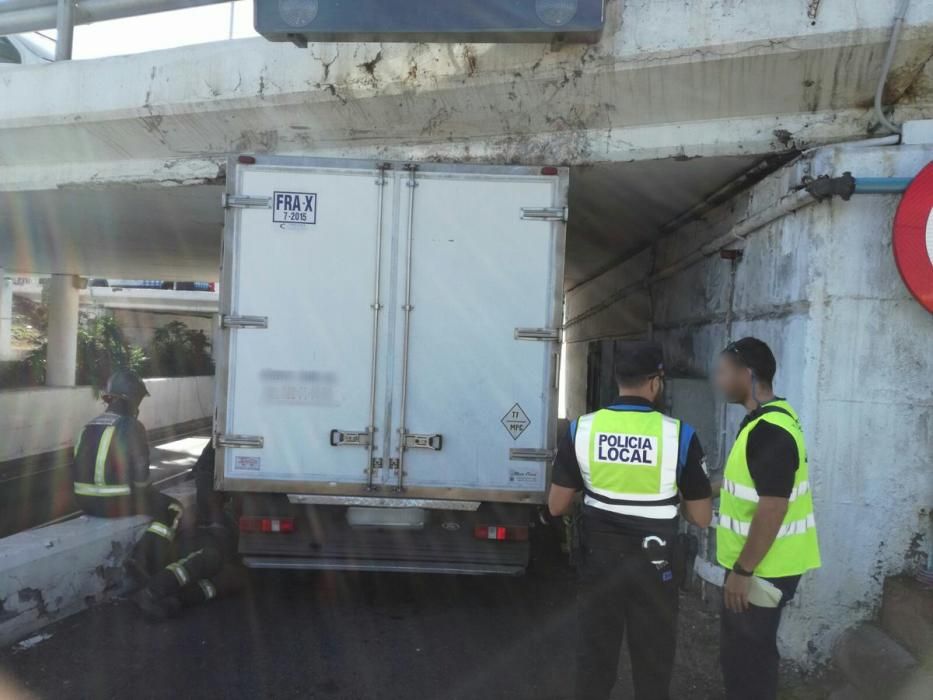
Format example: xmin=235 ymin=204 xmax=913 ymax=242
xmin=102 ymin=369 xmax=149 ymax=408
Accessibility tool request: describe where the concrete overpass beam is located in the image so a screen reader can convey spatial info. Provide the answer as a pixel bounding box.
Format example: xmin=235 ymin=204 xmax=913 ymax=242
xmin=0 ymin=269 xmax=12 ymax=361
xmin=46 ymin=274 xmax=80 ymax=387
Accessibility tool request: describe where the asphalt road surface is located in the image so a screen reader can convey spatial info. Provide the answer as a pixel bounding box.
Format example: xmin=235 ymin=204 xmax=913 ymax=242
xmin=1 ymin=559 xmax=741 ymax=700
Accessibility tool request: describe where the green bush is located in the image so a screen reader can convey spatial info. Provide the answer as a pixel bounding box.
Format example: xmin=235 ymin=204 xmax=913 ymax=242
xmin=20 ymin=315 xmax=146 ymax=388
xmin=146 ymin=321 xmax=214 ymax=377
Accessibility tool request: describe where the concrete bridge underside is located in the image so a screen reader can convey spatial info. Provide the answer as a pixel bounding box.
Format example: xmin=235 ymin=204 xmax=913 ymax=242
xmin=0 ymin=0 xmax=931 ymax=286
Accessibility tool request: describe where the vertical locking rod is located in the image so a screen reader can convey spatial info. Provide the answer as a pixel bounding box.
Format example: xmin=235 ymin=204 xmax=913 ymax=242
xmin=365 ymin=163 xmax=390 ymax=490
xmin=396 ymin=164 xmax=418 ymax=491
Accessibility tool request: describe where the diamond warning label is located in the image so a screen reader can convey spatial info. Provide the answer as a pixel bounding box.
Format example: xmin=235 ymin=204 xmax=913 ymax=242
xmin=501 ymin=403 xmax=530 ymax=440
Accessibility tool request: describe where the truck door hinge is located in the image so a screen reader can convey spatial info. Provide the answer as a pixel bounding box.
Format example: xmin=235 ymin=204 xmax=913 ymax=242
xmin=222 ymin=194 xmax=272 ymax=209
xmin=402 ymin=433 xmax=443 ymax=451
xmin=521 ymin=206 xmax=567 ymax=222
xmin=330 ymin=429 xmax=371 ymax=447
xmin=514 ymin=327 xmax=560 ymax=341
xmin=222 ymin=315 xmax=268 ymax=329
xmin=216 ymin=433 xmax=264 ymax=449
xmin=509 ymin=448 xmax=555 ymax=461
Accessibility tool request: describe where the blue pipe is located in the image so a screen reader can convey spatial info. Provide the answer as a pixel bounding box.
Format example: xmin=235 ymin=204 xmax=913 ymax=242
xmin=853 ymin=177 xmax=912 ymax=194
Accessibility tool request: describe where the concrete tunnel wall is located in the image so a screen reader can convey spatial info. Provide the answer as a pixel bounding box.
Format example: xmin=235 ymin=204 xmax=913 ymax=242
xmin=562 ymin=144 xmax=933 ymax=665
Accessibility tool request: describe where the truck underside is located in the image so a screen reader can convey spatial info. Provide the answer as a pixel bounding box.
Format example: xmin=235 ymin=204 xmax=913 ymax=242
xmin=236 ymin=495 xmax=536 ymax=576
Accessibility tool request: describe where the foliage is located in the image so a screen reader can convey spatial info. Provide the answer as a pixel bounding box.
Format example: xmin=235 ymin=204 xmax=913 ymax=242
xmin=145 ymin=320 xmax=214 ymax=377
xmin=11 ymin=323 xmax=43 ymax=348
xmin=18 ymin=314 xmax=146 ymax=388
xmin=1 ymin=315 xmax=213 ymax=390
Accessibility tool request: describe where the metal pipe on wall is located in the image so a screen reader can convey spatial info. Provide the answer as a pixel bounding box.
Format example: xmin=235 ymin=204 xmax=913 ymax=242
xmin=854 ymin=177 xmax=913 ymax=194
xmin=874 ymin=0 xmax=912 ymax=134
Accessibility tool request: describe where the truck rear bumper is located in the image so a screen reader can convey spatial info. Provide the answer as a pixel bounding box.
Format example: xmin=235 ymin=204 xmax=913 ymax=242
xmin=241 ymin=556 xmax=525 ymax=576
xmin=236 ymin=495 xmax=534 ymax=576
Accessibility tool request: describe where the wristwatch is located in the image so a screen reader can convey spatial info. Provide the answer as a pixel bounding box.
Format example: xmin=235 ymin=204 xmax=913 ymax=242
xmin=732 ymin=563 xmax=754 ymax=577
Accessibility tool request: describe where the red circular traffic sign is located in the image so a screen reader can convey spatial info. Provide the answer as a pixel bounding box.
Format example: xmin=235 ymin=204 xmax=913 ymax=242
xmin=893 ymin=161 xmax=933 ymax=313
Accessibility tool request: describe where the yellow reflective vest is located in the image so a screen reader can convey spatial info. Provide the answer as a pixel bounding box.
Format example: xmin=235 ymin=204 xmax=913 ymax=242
xmin=573 ymin=406 xmax=682 ymax=520
xmin=717 ymin=400 xmax=821 ymax=578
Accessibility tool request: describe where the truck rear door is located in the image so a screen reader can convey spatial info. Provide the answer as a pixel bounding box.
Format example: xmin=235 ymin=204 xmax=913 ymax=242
xmin=216 ymin=158 xmax=566 ymax=503
xmin=216 ymin=161 xmax=390 ymax=489
xmin=387 ymin=166 xmax=565 ymax=499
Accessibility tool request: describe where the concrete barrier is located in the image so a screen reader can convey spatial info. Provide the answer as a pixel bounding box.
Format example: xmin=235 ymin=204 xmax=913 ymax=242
xmin=0 ymin=376 xmax=213 ymax=463
xmin=0 ymin=514 xmax=148 ymax=647
xmin=0 ymin=480 xmax=196 ymax=648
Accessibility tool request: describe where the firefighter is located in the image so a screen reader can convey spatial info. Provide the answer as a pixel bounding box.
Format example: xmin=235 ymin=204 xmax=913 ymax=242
xmin=548 ymin=341 xmax=713 ymax=700
xmin=71 ymin=369 xmax=183 ymax=578
xmin=132 ymin=443 xmax=244 ymax=620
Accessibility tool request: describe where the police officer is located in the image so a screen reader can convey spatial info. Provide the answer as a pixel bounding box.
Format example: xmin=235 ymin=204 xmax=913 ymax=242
xmin=549 ymin=341 xmax=713 ymax=700
xmin=71 ymin=369 xmax=182 ymax=576
xmin=714 ymin=338 xmax=821 ymax=700
xmin=132 ymin=443 xmax=243 ymax=620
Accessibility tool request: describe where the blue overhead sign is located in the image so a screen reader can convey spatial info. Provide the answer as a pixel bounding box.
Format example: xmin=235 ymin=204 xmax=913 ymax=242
xmin=255 ymin=0 xmax=606 ymax=45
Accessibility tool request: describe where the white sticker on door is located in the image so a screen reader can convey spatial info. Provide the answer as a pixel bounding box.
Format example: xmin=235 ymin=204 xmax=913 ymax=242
xmin=509 ymin=467 xmax=539 ymax=484
xmin=234 ymin=455 xmax=261 ymax=471
xmin=273 ymin=191 xmax=317 ymax=225
xmin=501 ymin=403 xmax=530 ymax=440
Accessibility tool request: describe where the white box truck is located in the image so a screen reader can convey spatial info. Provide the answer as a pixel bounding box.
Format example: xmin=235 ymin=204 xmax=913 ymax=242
xmin=214 ymin=156 xmax=567 ymax=575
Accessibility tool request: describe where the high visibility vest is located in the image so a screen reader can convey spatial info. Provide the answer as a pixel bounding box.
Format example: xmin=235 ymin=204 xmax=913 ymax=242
xmin=72 ymin=413 xmax=137 ymax=498
xmin=573 ymin=406 xmax=682 ymax=520
xmin=717 ymin=400 xmax=821 ymax=578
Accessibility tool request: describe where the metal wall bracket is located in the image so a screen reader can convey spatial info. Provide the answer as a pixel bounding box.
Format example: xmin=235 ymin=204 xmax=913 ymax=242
xmin=514 ymin=327 xmax=560 ymax=341
xmin=330 ymin=429 xmax=372 ymax=447
xmin=223 ymin=194 xmax=272 ymax=209
xmin=403 ymin=433 xmax=443 ymax=451
xmin=521 ymin=206 xmax=567 ymax=222
xmin=217 ymin=433 xmax=264 ymax=449
xmin=222 ymin=315 xmax=268 ymax=329
xmin=509 ymin=448 xmax=555 ymax=461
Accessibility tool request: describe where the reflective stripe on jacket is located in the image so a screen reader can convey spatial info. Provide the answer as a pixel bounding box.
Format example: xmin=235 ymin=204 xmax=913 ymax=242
xmin=72 ymin=412 xmax=142 ymax=498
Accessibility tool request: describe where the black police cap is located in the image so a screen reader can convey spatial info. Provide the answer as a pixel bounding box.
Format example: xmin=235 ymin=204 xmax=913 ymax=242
xmin=614 ymin=340 xmax=665 ymax=378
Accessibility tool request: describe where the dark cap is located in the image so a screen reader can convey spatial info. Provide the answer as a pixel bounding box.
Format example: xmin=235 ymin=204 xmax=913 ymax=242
xmin=614 ymin=340 xmax=665 ymax=380
xmin=722 ymin=337 xmax=776 ymax=383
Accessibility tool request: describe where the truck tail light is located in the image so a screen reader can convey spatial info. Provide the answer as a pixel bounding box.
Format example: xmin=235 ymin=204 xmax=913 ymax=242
xmin=239 ymin=516 xmax=296 ymax=534
xmin=473 ymin=525 xmax=529 ymax=542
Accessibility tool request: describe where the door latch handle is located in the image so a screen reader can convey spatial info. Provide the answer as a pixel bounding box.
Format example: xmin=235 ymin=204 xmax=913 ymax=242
xmin=403 ymin=433 xmax=443 ymax=451
xmin=330 ymin=429 xmax=371 ymax=447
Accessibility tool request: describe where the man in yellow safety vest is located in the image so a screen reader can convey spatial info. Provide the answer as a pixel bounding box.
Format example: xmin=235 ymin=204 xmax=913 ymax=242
xmin=715 ymin=337 xmax=821 ymax=700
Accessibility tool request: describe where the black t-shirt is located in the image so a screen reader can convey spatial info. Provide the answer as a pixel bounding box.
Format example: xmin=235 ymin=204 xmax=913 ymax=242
xmin=551 ymin=397 xmax=712 ymax=537
xmin=740 ymin=403 xmax=799 ymax=498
